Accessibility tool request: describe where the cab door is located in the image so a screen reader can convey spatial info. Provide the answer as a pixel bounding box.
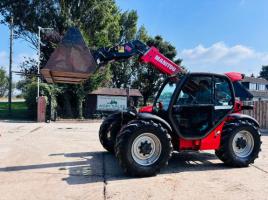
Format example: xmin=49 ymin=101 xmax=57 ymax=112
xmin=170 ymin=74 xmax=235 ymax=139
xmin=213 ymin=76 xmax=235 ymax=124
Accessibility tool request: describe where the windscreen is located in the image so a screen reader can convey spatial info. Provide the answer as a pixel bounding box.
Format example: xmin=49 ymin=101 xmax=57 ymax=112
xmin=155 ymin=78 xmax=179 ymax=110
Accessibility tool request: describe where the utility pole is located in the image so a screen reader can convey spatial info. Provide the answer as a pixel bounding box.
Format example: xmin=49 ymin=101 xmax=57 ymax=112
xmin=8 ymin=16 xmax=13 ymax=115
xmin=37 ymin=26 xmax=41 ymax=99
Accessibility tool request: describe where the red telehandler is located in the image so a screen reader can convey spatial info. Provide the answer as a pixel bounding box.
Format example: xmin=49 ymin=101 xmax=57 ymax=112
xmin=94 ymin=40 xmax=261 ymax=177
xmin=43 ymin=37 xmax=262 ymax=177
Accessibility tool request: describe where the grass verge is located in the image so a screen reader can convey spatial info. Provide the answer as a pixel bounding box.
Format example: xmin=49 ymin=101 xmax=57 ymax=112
xmin=0 ymin=101 xmax=33 ymax=120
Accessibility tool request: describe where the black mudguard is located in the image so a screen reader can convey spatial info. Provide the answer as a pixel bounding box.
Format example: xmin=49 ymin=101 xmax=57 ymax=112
xmin=227 ymin=113 xmax=260 ymax=127
xmin=137 ymin=112 xmax=173 ymax=133
xmin=114 ymin=110 xmax=137 ymax=125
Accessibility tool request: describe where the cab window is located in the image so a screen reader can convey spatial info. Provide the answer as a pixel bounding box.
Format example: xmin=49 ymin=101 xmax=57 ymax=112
xmin=176 ymin=76 xmax=213 ymax=105
xmin=215 ymin=77 xmax=233 ymax=107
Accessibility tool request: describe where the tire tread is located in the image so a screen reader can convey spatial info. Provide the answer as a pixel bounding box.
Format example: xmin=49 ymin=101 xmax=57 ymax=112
xmin=215 ymin=120 xmax=261 ymax=167
xmin=115 ymin=120 xmax=173 ymax=177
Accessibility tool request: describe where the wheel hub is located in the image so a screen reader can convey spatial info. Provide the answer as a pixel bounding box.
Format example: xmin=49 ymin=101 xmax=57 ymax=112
xmin=131 ymin=133 xmax=162 ymax=166
xmin=232 ymin=130 xmax=254 ymax=158
xmin=236 ymin=137 xmax=247 ymax=149
xmin=139 ymin=141 xmax=153 ymax=155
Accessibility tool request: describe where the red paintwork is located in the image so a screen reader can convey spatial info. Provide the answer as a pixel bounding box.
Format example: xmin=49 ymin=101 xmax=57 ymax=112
xmin=179 ymin=138 xmax=197 ymax=150
xmin=233 ymin=99 xmax=243 ymax=113
xmin=139 ymin=105 xmax=153 ymax=113
xmin=179 ymin=121 xmax=224 ymax=150
xmin=140 ymin=47 xmax=182 ymax=75
xmin=200 ymin=121 xmax=224 ymax=150
xmin=225 ymin=72 xmax=244 ymax=82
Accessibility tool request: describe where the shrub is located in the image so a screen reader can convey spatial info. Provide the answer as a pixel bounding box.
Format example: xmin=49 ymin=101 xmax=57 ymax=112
xmin=24 ymin=82 xmax=59 ymax=120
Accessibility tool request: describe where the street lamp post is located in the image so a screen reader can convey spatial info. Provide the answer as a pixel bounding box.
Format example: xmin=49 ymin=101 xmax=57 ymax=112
xmin=37 ymin=26 xmax=53 ymax=99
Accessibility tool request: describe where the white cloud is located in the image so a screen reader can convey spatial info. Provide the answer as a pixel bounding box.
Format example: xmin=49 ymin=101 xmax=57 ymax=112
xmin=178 ymin=42 xmax=268 ymax=76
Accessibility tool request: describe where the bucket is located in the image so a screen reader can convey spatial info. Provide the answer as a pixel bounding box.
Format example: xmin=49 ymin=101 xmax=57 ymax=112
xmin=41 ymin=27 xmax=97 ymax=84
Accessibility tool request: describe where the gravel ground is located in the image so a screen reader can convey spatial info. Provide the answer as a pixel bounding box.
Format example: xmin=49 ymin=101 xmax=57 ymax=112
xmin=0 ymin=121 xmax=267 ymax=200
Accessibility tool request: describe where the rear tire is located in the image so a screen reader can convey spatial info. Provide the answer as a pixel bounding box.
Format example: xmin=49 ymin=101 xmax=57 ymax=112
xmin=115 ymin=120 xmax=173 ymax=177
xmin=215 ymin=120 xmax=261 ymax=167
xmin=99 ymin=113 xmax=122 ymax=153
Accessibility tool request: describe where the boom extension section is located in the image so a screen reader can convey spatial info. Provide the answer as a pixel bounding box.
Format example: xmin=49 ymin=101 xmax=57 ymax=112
xmin=93 ymin=40 xmax=184 ymax=76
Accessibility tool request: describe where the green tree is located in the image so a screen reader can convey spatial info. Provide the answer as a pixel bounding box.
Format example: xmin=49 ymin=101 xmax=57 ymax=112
xmin=136 ymin=25 xmax=149 ymax=42
xmin=0 ymin=0 xmax=121 ymax=48
xmin=74 ymin=66 xmax=111 ymax=118
xmin=260 ymin=65 xmax=268 ymax=80
xmin=0 ymin=67 xmax=9 ymax=97
xmin=110 ymin=10 xmax=138 ymax=88
xmin=0 ymin=0 xmax=122 ymax=118
xmin=16 ymin=58 xmax=38 ymax=95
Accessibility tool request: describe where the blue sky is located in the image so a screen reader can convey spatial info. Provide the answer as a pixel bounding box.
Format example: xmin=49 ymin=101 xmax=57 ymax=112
xmin=116 ymin=0 xmax=268 ymax=51
xmin=1 ymin=0 xmax=268 ymax=80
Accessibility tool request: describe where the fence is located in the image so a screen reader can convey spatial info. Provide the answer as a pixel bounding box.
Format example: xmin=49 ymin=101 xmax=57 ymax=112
xmin=242 ymin=100 xmax=268 ymax=129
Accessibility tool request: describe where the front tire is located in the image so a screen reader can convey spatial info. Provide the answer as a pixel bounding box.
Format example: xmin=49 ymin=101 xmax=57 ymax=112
xmin=115 ymin=120 xmax=173 ymax=177
xmin=215 ymin=120 xmax=261 ymax=167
